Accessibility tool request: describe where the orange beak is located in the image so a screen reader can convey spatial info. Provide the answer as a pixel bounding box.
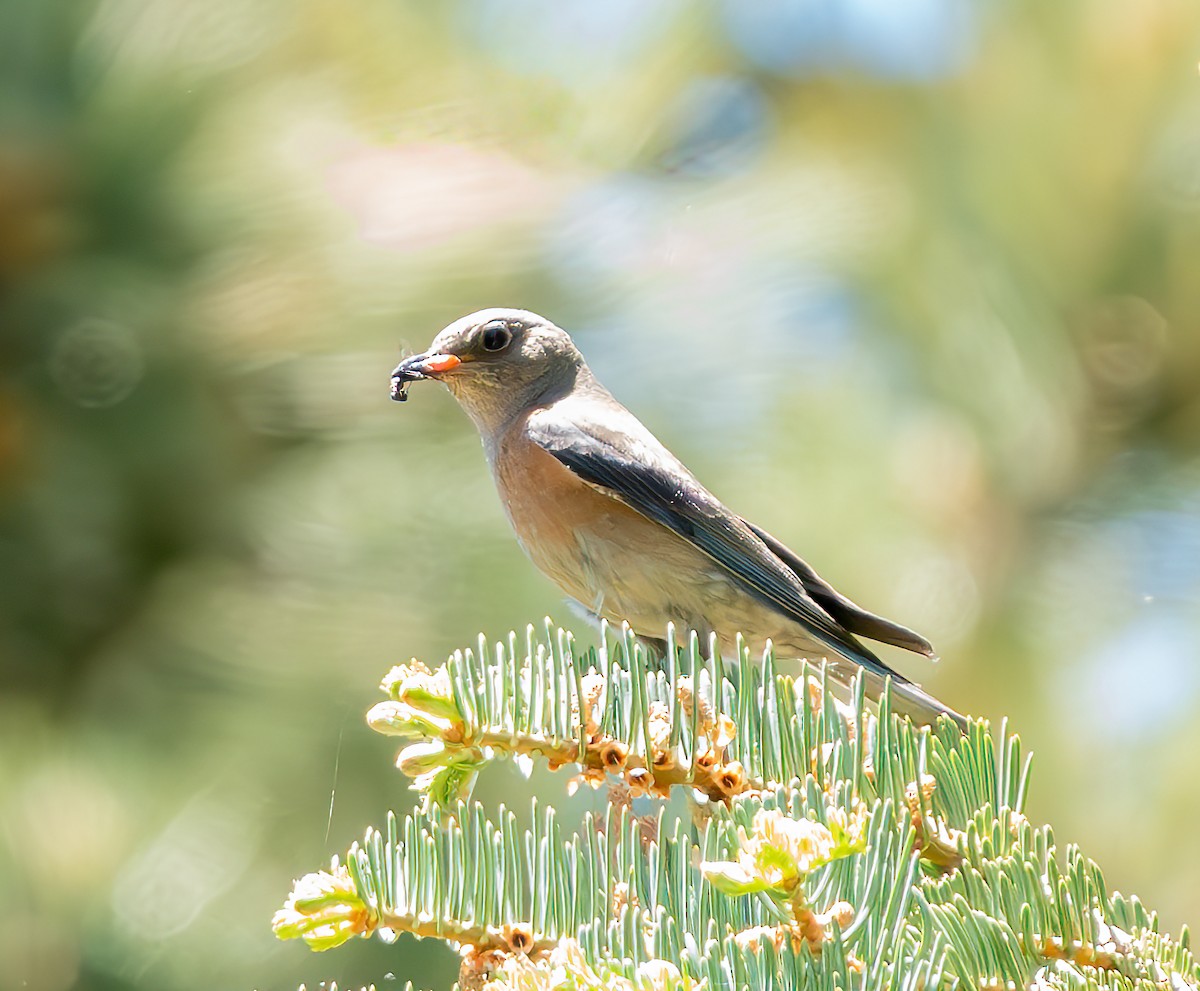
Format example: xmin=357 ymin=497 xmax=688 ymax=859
xmin=420 ymin=354 xmax=461 ymax=374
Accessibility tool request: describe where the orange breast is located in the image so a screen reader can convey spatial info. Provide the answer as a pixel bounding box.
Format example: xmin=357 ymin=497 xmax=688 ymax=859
xmin=495 ymin=429 xmax=627 ymax=580
xmin=492 ymin=422 xmax=698 ymax=609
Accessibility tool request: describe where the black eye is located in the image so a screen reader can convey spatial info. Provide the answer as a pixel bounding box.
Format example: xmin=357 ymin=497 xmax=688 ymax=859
xmin=481 ymin=322 xmax=513 ymax=352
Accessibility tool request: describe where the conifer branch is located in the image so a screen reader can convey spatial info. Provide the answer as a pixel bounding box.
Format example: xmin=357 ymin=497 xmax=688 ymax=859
xmin=275 ymin=621 xmax=1199 ymax=991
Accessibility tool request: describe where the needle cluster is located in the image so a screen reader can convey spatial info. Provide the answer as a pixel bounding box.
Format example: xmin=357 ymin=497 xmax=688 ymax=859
xmin=274 ymin=621 xmax=1198 ymax=991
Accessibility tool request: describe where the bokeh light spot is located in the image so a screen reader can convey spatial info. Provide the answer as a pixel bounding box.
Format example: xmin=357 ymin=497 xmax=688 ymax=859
xmin=49 ymin=319 xmax=145 ymax=408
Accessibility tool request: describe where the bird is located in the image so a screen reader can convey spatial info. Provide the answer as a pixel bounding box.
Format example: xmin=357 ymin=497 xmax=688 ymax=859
xmin=390 ymin=308 xmax=966 ymax=728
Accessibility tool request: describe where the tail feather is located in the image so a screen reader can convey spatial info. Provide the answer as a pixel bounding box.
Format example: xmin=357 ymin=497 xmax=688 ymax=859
xmin=824 ymin=656 xmax=968 ymax=731
xmin=744 ymin=521 xmax=936 ymax=657
xmin=889 ymin=677 xmax=969 ymax=731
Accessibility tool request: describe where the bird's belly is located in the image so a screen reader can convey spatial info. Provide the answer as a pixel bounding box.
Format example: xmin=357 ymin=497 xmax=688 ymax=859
xmin=567 ymin=529 xmax=830 ymax=661
xmin=572 ymin=521 xmax=723 ymax=631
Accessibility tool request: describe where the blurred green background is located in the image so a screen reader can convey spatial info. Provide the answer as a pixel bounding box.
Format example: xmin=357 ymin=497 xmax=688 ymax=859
xmin=3 ymin=0 xmax=1200 ymax=988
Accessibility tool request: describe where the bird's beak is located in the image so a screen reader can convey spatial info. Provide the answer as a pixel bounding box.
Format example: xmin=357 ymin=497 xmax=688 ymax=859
xmin=390 ymin=352 xmax=462 ymax=402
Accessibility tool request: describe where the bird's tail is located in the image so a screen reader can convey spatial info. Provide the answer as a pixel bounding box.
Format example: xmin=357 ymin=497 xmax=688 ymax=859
xmin=887 ymin=676 xmax=969 ymax=732
xmin=825 ymin=657 xmax=968 ymax=731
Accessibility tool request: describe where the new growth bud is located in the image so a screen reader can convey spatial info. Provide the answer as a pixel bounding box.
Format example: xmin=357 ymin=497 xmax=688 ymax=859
xmin=272 ymin=865 xmax=376 ymax=951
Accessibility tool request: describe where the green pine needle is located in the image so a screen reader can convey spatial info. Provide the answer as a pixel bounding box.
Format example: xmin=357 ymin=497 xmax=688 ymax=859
xmin=277 ymin=622 xmax=1199 ymax=991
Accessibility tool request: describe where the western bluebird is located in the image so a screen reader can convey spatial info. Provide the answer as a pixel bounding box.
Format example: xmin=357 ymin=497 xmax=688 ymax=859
xmin=392 ymin=308 xmax=965 ymax=727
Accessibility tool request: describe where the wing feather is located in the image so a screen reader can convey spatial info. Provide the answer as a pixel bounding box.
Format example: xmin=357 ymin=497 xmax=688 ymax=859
xmin=526 ymin=412 xmax=906 ymax=680
xmin=743 ymin=522 xmax=936 ymax=657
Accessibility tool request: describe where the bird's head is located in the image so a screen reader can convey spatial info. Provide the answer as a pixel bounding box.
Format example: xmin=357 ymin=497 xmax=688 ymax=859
xmin=391 ymin=308 xmax=586 ymax=430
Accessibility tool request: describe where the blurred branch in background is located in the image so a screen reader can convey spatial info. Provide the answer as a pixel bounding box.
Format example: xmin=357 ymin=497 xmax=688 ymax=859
xmin=2 ymin=0 xmax=1199 ymax=989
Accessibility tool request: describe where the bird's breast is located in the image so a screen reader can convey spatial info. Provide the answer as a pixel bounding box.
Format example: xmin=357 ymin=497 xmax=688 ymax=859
xmin=493 ymin=432 xmax=640 ymax=568
xmin=490 ymin=429 xmax=721 ymax=623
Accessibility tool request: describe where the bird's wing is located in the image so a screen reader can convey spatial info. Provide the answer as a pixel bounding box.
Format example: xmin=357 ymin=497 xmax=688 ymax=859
xmin=743 ymin=521 xmax=936 ymax=658
xmin=526 ymin=410 xmax=909 ymax=682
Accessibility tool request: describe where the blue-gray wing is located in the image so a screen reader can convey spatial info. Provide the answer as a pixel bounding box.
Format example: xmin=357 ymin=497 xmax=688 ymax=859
xmin=525 ymin=413 xmax=912 ymax=683
xmin=743 ymin=522 xmax=935 ymax=658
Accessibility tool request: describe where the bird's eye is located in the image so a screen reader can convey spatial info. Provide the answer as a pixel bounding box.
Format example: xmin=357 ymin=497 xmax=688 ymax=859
xmin=481 ymin=322 xmax=513 ymax=352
